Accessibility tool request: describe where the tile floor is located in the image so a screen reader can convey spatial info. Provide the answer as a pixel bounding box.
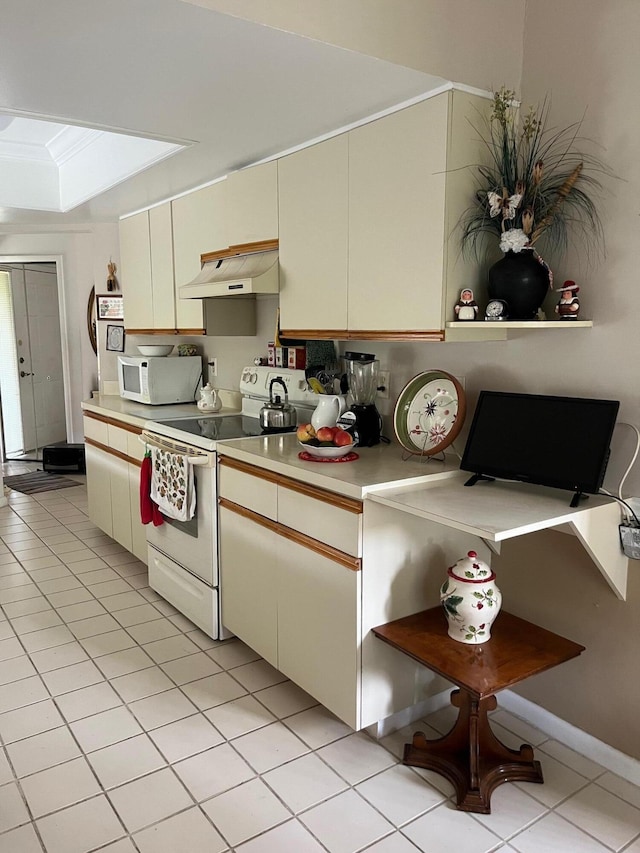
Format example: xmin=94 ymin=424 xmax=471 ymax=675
xmin=1 ymin=470 xmax=640 ymax=852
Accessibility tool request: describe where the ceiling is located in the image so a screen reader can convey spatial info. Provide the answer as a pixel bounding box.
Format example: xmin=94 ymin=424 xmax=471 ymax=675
xmin=0 ymin=0 xmax=447 ymax=227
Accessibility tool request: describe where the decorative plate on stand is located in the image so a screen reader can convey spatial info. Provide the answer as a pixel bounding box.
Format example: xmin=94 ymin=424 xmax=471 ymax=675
xmin=393 ymin=370 xmax=466 ymax=455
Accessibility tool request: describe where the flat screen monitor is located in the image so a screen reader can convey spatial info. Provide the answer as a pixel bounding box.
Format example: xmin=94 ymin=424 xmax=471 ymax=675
xmin=460 ymin=391 xmax=619 ymax=505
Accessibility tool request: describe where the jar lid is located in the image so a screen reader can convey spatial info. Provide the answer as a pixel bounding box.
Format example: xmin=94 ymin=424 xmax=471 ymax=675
xmin=448 ymin=550 xmax=494 ymax=582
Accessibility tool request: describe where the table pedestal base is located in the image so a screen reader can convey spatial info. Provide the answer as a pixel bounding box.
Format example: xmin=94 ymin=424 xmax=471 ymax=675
xmin=403 ymin=689 xmax=543 ymax=813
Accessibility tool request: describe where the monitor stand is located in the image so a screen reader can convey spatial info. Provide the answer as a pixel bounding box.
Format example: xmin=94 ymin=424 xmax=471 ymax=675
xmin=570 ymin=491 xmax=589 ymax=508
xmin=464 ymin=473 xmax=496 ymax=487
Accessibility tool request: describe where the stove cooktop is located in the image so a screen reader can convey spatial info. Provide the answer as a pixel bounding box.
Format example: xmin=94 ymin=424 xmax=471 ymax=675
xmin=145 ymin=414 xmax=295 ymax=451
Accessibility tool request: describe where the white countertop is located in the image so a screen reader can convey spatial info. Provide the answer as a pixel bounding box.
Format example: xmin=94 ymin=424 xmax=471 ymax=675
xmin=216 ymin=433 xmax=461 ymax=500
xmin=81 ymin=393 xmax=241 ymax=430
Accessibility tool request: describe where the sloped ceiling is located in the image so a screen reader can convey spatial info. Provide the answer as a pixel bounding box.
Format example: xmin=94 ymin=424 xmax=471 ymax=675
xmin=0 ymin=0 xmax=447 ymax=225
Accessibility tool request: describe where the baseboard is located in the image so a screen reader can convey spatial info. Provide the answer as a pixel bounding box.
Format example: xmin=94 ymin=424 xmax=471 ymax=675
xmin=500 ymin=690 xmax=640 ymax=787
xmin=366 ymin=690 xmax=451 ymax=740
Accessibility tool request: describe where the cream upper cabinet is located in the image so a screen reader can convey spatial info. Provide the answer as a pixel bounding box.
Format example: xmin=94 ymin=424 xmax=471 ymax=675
xmin=119 ymin=210 xmax=153 ymax=330
xmin=348 ymin=96 xmax=449 ymax=333
xmin=119 ymin=203 xmax=176 ymax=332
xmin=226 ymin=161 xmax=278 ymax=246
xmin=172 ymin=181 xmax=228 ymax=332
xmin=278 ymin=134 xmax=348 ymax=333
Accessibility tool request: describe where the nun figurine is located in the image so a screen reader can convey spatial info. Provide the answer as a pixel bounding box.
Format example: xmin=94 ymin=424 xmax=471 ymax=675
xmin=454 ymin=288 xmax=479 ymax=321
xmin=555 ymin=281 xmax=580 ymax=320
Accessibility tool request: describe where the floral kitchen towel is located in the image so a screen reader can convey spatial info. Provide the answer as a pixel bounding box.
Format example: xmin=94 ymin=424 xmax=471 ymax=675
xmin=150 ymin=447 xmax=196 ymax=522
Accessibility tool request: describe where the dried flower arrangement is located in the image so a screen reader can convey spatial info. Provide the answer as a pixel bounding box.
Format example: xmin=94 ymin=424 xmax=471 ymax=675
xmin=461 ymin=87 xmax=609 ymax=259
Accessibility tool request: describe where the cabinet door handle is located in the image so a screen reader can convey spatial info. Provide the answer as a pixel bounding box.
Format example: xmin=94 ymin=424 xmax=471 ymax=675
xmin=20 ymin=371 xmax=33 ymax=377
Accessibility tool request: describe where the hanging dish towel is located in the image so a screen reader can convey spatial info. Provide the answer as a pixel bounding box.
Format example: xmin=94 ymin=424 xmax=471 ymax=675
xmin=139 ymin=452 xmax=164 ymax=526
xmin=150 ymin=447 xmax=196 ymax=522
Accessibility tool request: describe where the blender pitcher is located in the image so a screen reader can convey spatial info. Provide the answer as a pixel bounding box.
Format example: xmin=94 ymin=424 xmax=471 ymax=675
xmin=343 ymin=351 xmax=382 ymax=446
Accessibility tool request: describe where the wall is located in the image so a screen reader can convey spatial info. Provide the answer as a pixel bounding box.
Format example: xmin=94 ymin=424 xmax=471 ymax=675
xmin=0 ymin=224 xmax=120 ymax=443
xmin=188 ymin=0 xmax=526 ymax=92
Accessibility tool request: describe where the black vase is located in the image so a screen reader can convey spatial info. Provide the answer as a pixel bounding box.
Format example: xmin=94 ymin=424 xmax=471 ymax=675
xmin=487 ymin=249 xmax=552 ymax=320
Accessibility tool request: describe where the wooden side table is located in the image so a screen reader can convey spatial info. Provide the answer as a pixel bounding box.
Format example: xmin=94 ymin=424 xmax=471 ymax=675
xmin=372 ymin=607 xmax=584 ymax=813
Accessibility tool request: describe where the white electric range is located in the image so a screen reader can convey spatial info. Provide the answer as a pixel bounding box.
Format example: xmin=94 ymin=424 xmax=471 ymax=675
xmin=141 ymin=367 xmax=317 ymax=639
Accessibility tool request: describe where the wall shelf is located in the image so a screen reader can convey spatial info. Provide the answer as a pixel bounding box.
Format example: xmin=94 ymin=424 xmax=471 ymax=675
xmin=446 ymin=319 xmax=593 ymax=331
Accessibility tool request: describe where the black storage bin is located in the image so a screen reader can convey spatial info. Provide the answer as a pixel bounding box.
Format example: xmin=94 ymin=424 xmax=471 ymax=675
xmin=42 ymin=443 xmax=86 ymax=474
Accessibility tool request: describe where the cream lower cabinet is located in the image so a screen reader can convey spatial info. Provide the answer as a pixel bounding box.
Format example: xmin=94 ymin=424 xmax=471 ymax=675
xmin=83 ymin=414 xmax=147 ymax=563
xmin=219 ymin=458 xmax=362 ymax=728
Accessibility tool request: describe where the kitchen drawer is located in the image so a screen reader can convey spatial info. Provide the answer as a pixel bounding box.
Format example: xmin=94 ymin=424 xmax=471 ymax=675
xmin=218 ymin=461 xmax=277 ymax=522
xmin=148 ymin=545 xmax=216 ymax=638
xmin=127 ymin=432 xmax=145 ymax=462
xmin=278 ymin=483 xmax=362 ymax=557
xmin=83 ymin=415 xmax=109 ymax=446
xmin=107 ymin=424 xmax=129 ymax=454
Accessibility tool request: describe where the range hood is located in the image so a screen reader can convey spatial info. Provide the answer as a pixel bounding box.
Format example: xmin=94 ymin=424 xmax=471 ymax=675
xmin=180 ymin=239 xmax=279 ymax=299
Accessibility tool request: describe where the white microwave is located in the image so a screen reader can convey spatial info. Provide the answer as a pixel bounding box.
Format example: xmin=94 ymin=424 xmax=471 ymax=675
xmin=117 ymin=355 xmax=202 ymax=405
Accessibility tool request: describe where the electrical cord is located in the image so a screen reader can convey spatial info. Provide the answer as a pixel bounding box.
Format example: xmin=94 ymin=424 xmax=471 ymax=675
xmin=614 ymin=421 xmax=640 ymax=500
xmin=599 ymin=489 xmax=640 ymax=527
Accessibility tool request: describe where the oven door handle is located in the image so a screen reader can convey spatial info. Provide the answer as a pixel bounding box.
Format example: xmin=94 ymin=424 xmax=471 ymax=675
xmin=139 ymin=433 xmax=211 ymax=466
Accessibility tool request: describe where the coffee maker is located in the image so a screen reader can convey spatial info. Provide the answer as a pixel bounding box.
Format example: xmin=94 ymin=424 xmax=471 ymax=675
xmin=342 ymin=351 xmax=382 ymax=447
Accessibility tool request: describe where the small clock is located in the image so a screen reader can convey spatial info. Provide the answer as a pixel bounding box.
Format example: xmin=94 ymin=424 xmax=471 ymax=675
xmin=485 ymin=299 xmax=509 ymax=321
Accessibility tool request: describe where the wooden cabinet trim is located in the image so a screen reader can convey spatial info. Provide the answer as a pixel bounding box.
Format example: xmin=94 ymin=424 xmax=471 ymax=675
xmin=84 ymin=412 xmax=143 ymax=435
xmin=85 ymin=437 xmax=142 ymax=468
xmin=281 ymin=329 xmax=445 ymax=342
xmin=219 ymin=497 xmax=361 ymax=572
xmin=201 ymin=239 xmax=278 ymax=264
xmin=219 ymin=456 xmax=363 ymax=513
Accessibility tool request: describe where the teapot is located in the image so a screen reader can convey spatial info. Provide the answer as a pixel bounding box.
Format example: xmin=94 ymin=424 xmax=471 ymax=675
xmin=197 ymin=383 xmax=221 ymax=412
xmin=311 ymin=395 xmax=347 ymax=431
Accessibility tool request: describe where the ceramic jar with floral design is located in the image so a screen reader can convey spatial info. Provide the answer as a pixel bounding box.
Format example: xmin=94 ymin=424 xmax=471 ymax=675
xmin=440 ymin=550 xmax=502 ymax=644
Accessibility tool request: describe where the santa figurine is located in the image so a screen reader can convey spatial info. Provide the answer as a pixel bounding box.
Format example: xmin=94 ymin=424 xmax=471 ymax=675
xmin=555 ymin=281 xmax=580 ymax=320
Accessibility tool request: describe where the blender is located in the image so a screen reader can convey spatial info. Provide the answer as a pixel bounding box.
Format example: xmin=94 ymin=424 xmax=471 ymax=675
xmin=343 ymin=351 xmax=382 ymax=446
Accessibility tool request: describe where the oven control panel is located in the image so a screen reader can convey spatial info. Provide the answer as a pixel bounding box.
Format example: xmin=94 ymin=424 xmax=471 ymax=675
xmin=239 ymin=366 xmax=316 ymax=405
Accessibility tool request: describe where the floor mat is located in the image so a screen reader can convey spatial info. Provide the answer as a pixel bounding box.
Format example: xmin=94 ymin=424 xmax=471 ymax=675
xmin=3 ymin=471 xmax=80 ymax=495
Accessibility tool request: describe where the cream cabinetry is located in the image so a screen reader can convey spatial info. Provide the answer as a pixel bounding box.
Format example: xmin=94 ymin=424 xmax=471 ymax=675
xmin=225 ymin=161 xmax=278 ymax=246
xmin=278 ymin=135 xmax=348 ymax=333
xmin=119 ymin=203 xmax=177 ymax=333
xmin=83 ymin=414 xmax=147 ymax=563
xmin=278 ymin=89 xmax=495 ymax=342
xmin=218 ymin=457 xmax=362 ymax=727
xmin=172 ymin=181 xmax=228 ymax=333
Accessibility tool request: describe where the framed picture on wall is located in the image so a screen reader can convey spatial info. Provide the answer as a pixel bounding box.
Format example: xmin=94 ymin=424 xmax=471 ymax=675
xmin=97 ymin=294 xmax=124 ymax=321
xmin=105 ymin=324 xmax=125 ymax=352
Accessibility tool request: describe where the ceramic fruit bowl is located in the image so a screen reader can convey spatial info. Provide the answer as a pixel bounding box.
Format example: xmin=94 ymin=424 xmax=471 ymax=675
xmin=298 ymin=442 xmax=353 ymax=459
xmin=137 ymin=345 xmax=174 ymax=357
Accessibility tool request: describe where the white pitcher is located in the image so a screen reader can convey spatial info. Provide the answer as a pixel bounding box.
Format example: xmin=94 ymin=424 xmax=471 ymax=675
xmin=197 ymin=383 xmax=221 ymax=412
xmin=311 ymin=395 xmax=346 ymax=431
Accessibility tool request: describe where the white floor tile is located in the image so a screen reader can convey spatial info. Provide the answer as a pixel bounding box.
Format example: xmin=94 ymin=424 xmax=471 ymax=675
xmin=363 ymin=834 xmax=431 ymax=852
xmin=555 ymin=782 xmax=640 ymax=849
xmin=0 ymin=780 xmax=31 ymax=832
xmin=125 ymin=617 xmax=180 ymax=646
xmin=0 ymin=749 xmax=11 ymax=785
xmin=19 ymin=624 xmax=74 ymax=653
xmin=0 ymin=674 xmax=48 ymax=713
xmin=2 ymin=596 xmax=51 ymax=618
xmin=181 ymin=671 xmax=248 ymax=710
xmin=202 ymin=777 xmax=291 ymax=847
xmin=233 ymin=720 xmax=310 ymax=773
xmin=70 ymin=705 xmax=143 ymax=752
xmin=8 ymin=609 xmax=62 ymax=635
xmin=509 ymin=811 xmax=611 ymax=852
xmin=148 ymin=713 xmax=224 ymax=763
xmin=20 ymin=756 xmax=101 ymax=817
xmin=282 ymin=704 xmax=354 ymax=749
xmin=356 ymin=764 xmax=446 ymax=826
xmin=174 ymin=742 xmax=255 ymax=801
xmin=235 ymin=818 xmax=327 ymax=852
xmin=490 ymin=711 xmax=548 ymax=747
xmin=230 ymin=659 xmax=288 ymax=692
xmin=29 ymin=640 xmax=89 ymax=673
xmin=36 ymin=794 xmax=125 ymax=853
xmin=108 ymin=766 xmax=192 ymax=832
xmin=402 ymin=802 xmax=502 ymax=853
xmin=6 ymin=725 xmax=81 ymax=777
xmin=205 ymin=694 xmax=277 ymax=740
xmin=0 ymin=698 xmax=64 ymax=743
xmin=128 ymin=687 xmax=197 ymax=730
xmin=41 ymin=659 xmax=104 ymax=695
xmin=299 ymin=788 xmax=394 ymax=853
xmin=538 ymin=739 xmax=606 ymax=779
xmin=0 ymin=823 xmax=43 ymax=853
xmin=100 ymin=590 xmax=147 ymax=612
xmin=87 ymin=733 xmax=166 ymax=789
xmin=113 ymin=603 xmax=164 ymax=627
xmin=159 ymin=650 xmax=222 ymax=684
xmin=318 ymin=731 xmax=396 ymax=784
xmin=56 ymin=680 xmax=123 ymax=723
xmin=263 ymin=752 xmax=348 ymax=813
xmin=133 ymin=806 xmax=227 ymax=853
xmin=110 ymin=665 xmax=174 ymax=702
xmin=0 ymin=637 xmax=27 ymax=661
xmin=142 ymin=633 xmax=201 ymax=663
xmin=56 ymin=599 xmax=107 ymax=623
xmin=597 ymin=771 xmax=640 ymax=809
xmin=68 ymin=613 xmax=122 ymax=639
xmin=94 ymin=646 xmax=154 ymax=679
xmin=79 ymin=629 xmax=136 ymax=658
xmin=515 ymin=751 xmax=589 ymax=807
xmin=254 ymin=680 xmax=317 ymax=718
xmin=472 ymin=782 xmax=549 ymax=841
